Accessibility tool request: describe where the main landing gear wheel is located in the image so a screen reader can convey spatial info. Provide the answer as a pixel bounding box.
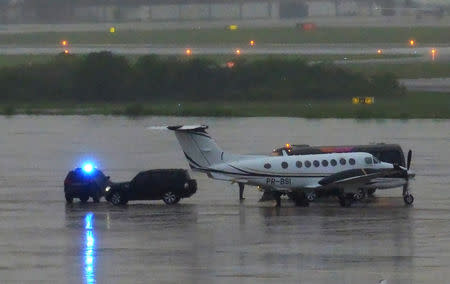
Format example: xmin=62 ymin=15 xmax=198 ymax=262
xmin=353 ymin=189 xmax=364 ymax=201
xmin=162 ymin=192 xmax=180 ymax=205
xmin=306 ymin=192 xmax=317 ymax=202
xmin=292 ymin=193 xmax=309 ymax=207
xmin=339 ymin=194 xmax=354 ymax=208
xmin=403 ymin=194 xmax=414 ymax=205
xmin=273 ymin=192 xmax=282 ymax=207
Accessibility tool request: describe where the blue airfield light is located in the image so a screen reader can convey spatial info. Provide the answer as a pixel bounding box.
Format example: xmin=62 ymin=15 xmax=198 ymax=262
xmin=82 ymin=163 xmax=95 ymax=174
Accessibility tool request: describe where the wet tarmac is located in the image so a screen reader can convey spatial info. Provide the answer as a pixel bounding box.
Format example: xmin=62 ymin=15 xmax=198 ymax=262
xmin=1 ymin=116 xmax=450 ymax=283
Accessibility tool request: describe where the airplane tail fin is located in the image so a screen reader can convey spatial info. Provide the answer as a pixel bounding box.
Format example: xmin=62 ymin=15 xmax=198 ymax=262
xmin=150 ymin=125 xmax=225 ymax=170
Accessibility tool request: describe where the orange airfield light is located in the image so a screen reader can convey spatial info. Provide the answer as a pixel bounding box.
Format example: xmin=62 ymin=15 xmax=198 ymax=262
xmin=226 ymin=61 xmax=235 ymax=68
xmin=60 ymin=40 xmax=68 ymax=46
xmin=185 ymin=48 xmax=192 ymax=55
xmin=285 ymin=143 xmax=291 ymax=149
xmin=249 ymin=40 xmax=255 ymax=47
xmin=235 ymin=49 xmax=241 ymax=55
xmin=409 ymin=39 xmax=416 ymax=47
xmin=431 ymin=48 xmax=437 ymax=60
xmin=377 ymin=49 xmax=383 ymax=55
xmin=64 ymin=49 xmax=69 ymax=54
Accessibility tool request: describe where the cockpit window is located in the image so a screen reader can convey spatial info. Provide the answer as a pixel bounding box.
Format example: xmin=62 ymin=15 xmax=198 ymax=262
xmin=365 ymin=157 xmax=373 ymax=164
xmin=373 ymin=157 xmax=380 ymax=164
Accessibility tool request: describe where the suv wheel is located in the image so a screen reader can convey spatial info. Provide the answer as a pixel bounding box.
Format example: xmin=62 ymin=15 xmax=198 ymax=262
xmin=65 ymin=194 xmax=73 ymax=204
xmin=110 ymin=191 xmax=127 ymax=205
xmin=91 ymin=184 xmax=101 ymax=203
xmin=162 ymin=192 xmax=180 ymax=205
xmin=79 ymin=195 xmax=89 ymax=203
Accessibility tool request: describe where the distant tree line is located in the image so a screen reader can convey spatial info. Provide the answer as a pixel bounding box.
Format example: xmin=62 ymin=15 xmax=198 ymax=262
xmin=0 ymin=51 xmax=403 ymax=103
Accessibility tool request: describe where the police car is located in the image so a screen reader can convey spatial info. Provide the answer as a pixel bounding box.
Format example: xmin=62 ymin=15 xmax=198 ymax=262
xmin=64 ymin=163 xmax=110 ymax=203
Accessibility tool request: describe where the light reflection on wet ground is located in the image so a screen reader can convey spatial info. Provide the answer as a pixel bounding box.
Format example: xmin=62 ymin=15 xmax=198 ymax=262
xmin=0 ymin=116 xmax=449 ymax=283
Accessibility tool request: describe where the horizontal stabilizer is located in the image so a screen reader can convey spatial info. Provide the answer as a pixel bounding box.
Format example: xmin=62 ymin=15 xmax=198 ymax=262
xmin=148 ymin=125 xmax=208 ymax=132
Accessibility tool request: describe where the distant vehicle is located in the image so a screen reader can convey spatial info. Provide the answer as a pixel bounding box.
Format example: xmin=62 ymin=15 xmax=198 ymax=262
xmin=271 ymin=143 xmax=408 ymax=195
xmin=154 ymin=125 xmax=415 ymax=208
xmin=64 ymin=164 xmax=110 ymax=203
xmin=105 ymin=169 xmax=197 ymax=205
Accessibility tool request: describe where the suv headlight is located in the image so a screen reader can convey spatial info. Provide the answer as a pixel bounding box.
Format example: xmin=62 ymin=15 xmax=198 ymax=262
xmin=105 ymin=186 xmax=111 ymax=192
xmin=184 ymin=182 xmax=189 ymax=190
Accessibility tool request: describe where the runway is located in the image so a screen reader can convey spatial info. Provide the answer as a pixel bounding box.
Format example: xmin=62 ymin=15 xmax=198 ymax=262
xmin=400 ymin=77 xmax=450 ymax=92
xmin=1 ymin=116 xmax=449 ymax=283
xmin=1 ymin=43 xmax=449 ymax=59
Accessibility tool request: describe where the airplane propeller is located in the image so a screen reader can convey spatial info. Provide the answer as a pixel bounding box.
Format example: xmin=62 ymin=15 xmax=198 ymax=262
xmin=402 ymin=149 xmax=414 ymax=201
xmin=407 ymin=149 xmax=412 ymax=171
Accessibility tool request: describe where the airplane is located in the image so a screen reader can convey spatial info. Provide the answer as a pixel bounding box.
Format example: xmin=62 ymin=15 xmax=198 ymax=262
xmin=267 ymin=143 xmax=414 ymax=199
xmin=151 ymin=125 xmax=415 ymax=207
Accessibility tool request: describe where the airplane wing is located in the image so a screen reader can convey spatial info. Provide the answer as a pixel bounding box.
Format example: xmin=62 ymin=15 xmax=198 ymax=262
xmin=299 ymin=168 xmax=400 ymax=191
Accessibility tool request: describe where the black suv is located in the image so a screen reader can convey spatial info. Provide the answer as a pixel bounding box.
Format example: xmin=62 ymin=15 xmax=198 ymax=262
xmin=105 ymin=169 xmax=197 ymax=205
xmin=64 ymin=167 xmax=110 ymax=203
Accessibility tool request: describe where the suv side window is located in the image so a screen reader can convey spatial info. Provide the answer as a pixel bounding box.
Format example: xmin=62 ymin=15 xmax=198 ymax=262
xmin=133 ymin=172 xmax=154 ymax=188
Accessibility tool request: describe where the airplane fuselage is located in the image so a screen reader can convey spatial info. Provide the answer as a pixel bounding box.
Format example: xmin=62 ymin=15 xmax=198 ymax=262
xmin=210 ymin=152 xmax=393 ymax=192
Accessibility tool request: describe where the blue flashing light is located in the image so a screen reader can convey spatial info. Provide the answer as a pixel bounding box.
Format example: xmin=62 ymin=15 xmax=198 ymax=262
xmin=82 ymin=163 xmax=94 ymax=174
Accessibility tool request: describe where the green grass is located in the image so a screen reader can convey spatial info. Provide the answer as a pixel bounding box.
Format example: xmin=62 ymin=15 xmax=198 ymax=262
xmin=0 ymin=53 xmax=418 ymax=68
xmin=2 ymin=92 xmax=449 ymax=119
xmin=344 ymin=61 xmax=450 ymax=79
xmin=1 ymin=27 xmax=449 ymax=45
xmin=0 ymin=54 xmax=56 ymax=68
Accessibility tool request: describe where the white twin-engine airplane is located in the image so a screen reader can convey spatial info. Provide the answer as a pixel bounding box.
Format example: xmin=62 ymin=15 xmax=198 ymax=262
xmin=153 ymin=125 xmax=415 ymax=207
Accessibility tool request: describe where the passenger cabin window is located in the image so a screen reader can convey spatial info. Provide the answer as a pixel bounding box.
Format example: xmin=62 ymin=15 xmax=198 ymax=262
xmin=349 ymin=158 xmax=356 ymax=165
xmin=281 ymin=162 xmax=288 ymax=169
xmin=340 ymin=158 xmax=346 ymax=165
xmin=296 ymin=161 xmax=302 ymax=168
xmin=365 ymin=157 xmax=373 ymax=164
xmin=322 ymin=160 xmax=329 ymax=167
xmin=264 ymin=163 xmax=271 ymax=169
xmin=313 ymin=160 xmax=320 ymax=167
xmin=330 ymin=159 xmax=337 ymax=166
xmin=305 ymin=161 xmax=311 ymax=168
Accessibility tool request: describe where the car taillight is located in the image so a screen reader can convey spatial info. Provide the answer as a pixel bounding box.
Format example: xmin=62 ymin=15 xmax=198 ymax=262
xmin=64 ymin=176 xmax=72 ymax=185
